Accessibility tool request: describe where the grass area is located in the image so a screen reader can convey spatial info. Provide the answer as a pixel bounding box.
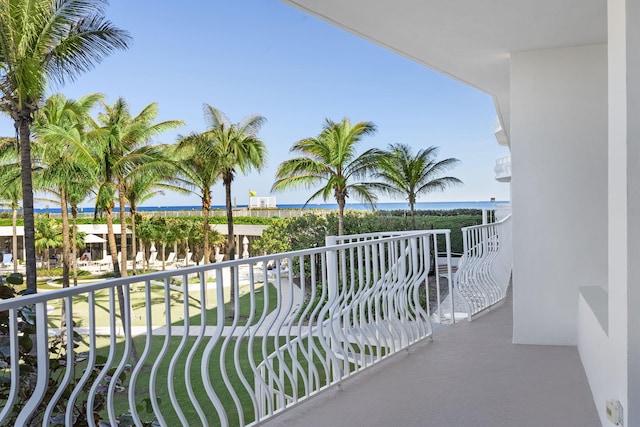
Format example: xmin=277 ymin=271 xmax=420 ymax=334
xmin=57 ymin=287 xmax=323 ymax=426
xmin=42 ymin=279 xmax=277 ymax=330
xmin=81 ymin=335 xmax=272 ymax=426
xmin=73 ymin=333 xmax=332 ymax=426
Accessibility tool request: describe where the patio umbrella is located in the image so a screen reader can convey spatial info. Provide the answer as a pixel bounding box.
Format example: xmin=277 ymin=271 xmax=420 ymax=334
xmin=84 ymin=234 xmax=106 ymax=244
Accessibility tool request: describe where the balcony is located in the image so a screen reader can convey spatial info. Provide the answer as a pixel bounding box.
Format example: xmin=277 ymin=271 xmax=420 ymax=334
xmin=494 ymin=156 xmax=512 ymax=182
xmin=270 ymin=290 xmax=599 ymax=427
xmin=0 ymin=214 xmax=597 ymax=426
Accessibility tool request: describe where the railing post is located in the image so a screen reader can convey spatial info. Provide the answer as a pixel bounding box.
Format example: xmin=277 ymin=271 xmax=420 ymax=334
xmin=444 ymin=231 xmax=455 ymax=324
xmin=325 ymin=235 xmax=340 ymax=381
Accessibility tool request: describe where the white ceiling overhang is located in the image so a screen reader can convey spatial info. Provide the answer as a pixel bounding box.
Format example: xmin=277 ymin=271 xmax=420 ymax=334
xmin=282 ymin=0 xmax=607 ymax=144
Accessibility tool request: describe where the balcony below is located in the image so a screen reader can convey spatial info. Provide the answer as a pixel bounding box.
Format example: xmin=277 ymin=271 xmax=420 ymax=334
xmin=267 ymin=289 xmax=600 ymax=427
xmin=494 ymin=155 xmax=512 ymax=182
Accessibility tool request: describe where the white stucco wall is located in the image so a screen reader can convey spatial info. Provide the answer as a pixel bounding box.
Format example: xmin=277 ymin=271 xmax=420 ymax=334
xmin=627 ymin=0 xmax=640 ymax=417
xmin=577 ymin=288 xmax=610 ymax=426
xmin=603 ymin=0 xmax=630 ymax=423
xmin=510 ymin=45 xmax=608 ymax=345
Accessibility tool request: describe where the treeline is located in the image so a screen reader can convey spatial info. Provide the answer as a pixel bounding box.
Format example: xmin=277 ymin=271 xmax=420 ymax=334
xmin=253 ymin=212 xmax=483 ymax=255
xmin=0 ymin=214 xmax=276 ymax=227
xmin=379 ymin=208 xmax=487 ymax=217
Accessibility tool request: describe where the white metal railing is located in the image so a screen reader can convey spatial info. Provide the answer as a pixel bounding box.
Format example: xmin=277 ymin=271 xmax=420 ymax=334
xmin=495 ymin=203 xmax=512 ymax=222
xmin=0 ymin=229 xmax=451 ymax=426
xmin=451 ymin=214 xmax=513 ymax=319
xmin=335 ymin=230 xmax=456 ymax=325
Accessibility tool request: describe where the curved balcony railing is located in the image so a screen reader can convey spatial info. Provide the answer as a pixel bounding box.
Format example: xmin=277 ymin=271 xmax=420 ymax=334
xmin=448 ymin=214 xmax=513 ymax=319
xmin=494 ymin=156 xmax=512 ymax=182
xmin=0 ymin=229 xmax=453 ymax=426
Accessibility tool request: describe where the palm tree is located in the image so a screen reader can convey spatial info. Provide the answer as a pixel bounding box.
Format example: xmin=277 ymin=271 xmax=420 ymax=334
xmin=139 ymin=216 xmax=181 ymax=271
xmin=66 ymin=99 xmax=179 ymax=364
xmin=124 ymin=160 xmax=186 ymax=274
xmin=0 ymin=0 xmax=130 ymax=292
xmin=95 ymin=98 xmax=183 ymax=277
xmin=373 ymin=144 xmax=462 ymax=229
xmin=272 ymin=118 xmax=380 ymax=236
xmin=33 ymin=93 xmax=103 ymax=287
xmin=173 ymin=133 xmax=220 ymax=266
xmin=175 ymin=104 xmax=267 ymax=265
xmin=0 ymin=138 xmax=21 ymax=273
xmin=66 ymin=164 xmax=98 ymax=286
xmin=34 ymin=215 xmax=62 ymax=273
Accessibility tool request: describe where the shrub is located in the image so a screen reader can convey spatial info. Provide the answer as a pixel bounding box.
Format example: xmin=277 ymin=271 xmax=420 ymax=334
xmin=253 ymin=211 xmax=483 ymax=255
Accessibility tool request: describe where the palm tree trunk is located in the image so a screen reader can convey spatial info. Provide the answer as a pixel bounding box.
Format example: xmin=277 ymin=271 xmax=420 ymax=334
xmin=59 ymin=188 xmax=71 ymax=342
xmin=106 ymin=207 xmax=121 ymax=275
xmin=410 ymin=201 xmax=416 ymax=230
xmin=224 ymin=176 xmax=236 ymax=318
xmin=71 ymin=205 xmax=79 ymax=287
xmin=18 ymin=114 xmax=37 ymax=293
xmin=161 ymin=242 xmax=166 ymax=270
xmin=130 ymin=207 xmax=137 ymax=275
xmin=60 ymin=188 xmax=71 ymax=288
xmin=106 ymin=206 xmax=139 ymax=363
xmin=118 ymin=187 xmax=128 ymax=277
xmin=11 ymin=203 xmax=18 ymax=273
xmin=203 ymin=193 xmax=211 ymax=264
xmin=337 ymin=196 xmax=346 ymax=236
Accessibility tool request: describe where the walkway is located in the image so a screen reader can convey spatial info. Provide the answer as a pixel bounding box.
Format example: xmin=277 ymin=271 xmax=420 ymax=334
xmin=266 ymin=289 xmax=600 ymax=427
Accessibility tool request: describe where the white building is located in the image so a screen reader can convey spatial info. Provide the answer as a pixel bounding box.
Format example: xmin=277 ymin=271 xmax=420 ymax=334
xmin=0 ymin=224 xmax=127 ymax=260
xmin=282 ymin=1 xmax=634 ymax=425
xmin=249 ymin=196 xmax=277 ymax=209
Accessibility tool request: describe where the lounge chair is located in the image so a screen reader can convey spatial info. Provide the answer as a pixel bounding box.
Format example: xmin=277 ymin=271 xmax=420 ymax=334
xmin=160 ymin=252 xmax=177 ymax=269
xmin=1 ymin=253 xmax=12 ymax=270
xmin=177 ymin=252 xmax=195 ymax=267
xmin=147 ymin=251 xmax=158 ymax=268
xmin=128 ymin=251 xmax=144 ymax=268
xmin=95 ymin=255 xmax=113 ymax=271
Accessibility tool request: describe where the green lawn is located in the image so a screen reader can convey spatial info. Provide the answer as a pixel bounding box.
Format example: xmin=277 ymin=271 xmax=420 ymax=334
xmin=70 ymin=296 xmax=329 ymax=426
xmin=42 ymin=279 xmax=276 ymax=330
xmin=84 ymin=335 xmax=273 ymax=426
xmin=2 ymin=279 xmax=357 ymax=426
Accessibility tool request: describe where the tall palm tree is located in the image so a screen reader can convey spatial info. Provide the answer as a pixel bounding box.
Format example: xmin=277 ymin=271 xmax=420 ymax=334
xmin=176 ymin=104 xmax=267 ymax=265
xmin=33 ymin=93 xmax=103 ymax=287
xmin=273 ymin=118 xmax=380 ymax=236
xmin=0 ymin=0 xmax=130 ymax=292
xmin=173 ymin=133 xmax=220 ymax=266
xmin=66 ymin=99 xmax=180 ymax=364
xmin=95 ymin=98 xmax=183 ymax=277
xmin=373 ymin=144 xmax=462 ymax=229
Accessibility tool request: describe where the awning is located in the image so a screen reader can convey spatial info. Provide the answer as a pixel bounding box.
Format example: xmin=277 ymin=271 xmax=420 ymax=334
xmin=84 ymin=234 xmax=106 ymax=244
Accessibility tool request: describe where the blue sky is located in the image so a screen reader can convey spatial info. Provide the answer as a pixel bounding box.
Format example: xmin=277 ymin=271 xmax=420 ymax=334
xmin=1 ymin=0 xmax=510 ymax=207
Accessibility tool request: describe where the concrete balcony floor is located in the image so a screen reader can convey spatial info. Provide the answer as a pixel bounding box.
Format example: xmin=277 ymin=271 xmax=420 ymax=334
xmin=266 ymin=290 xmax=600 ymax=427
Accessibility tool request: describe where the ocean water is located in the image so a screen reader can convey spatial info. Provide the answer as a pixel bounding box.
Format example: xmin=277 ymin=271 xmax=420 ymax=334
xmin=27 ymin=201 xmax=509 ymax=214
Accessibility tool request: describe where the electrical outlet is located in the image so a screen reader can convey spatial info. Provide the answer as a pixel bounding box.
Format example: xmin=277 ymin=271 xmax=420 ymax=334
xmin=606 ymin=399 xmax=623 ymax=425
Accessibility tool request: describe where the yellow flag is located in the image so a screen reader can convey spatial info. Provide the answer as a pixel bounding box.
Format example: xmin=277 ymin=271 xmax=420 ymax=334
xmin=249 ymin=190 xmax=257 ymax=197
